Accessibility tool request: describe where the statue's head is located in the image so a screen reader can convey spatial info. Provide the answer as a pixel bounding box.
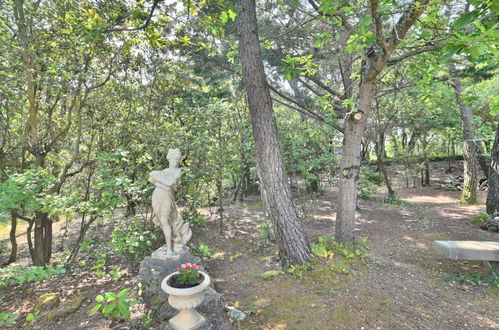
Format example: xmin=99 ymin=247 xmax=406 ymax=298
xmin=167 ymin=148 xmax=181 ymax=168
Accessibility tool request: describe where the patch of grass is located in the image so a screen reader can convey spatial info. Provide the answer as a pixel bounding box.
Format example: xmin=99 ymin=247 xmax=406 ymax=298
xmin=312 ymin=236 xmax=369 ymax=260
xmin=442 ymin=270 xmax=498 ymax=288
xmin=471 ymin=212 xmax=488 ymax=226
xmin=382 ymin=196 xmax=413 ymax=209
xmin=243 ymin=200 xmax=263 ymax=211
xmin=243 ymin=279 xmax=329 ymax=329
xmin=284 ymin=236 xmax=370 ymax=280
xmin=261 ymin=270 xmax=285 ymax=279
xmin=421 ymin=215 xmax=431 ymax=225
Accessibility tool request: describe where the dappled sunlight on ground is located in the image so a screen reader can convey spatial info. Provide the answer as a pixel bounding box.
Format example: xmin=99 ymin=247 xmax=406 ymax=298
xmin=402 ymin=195 xmax=457 ymax=204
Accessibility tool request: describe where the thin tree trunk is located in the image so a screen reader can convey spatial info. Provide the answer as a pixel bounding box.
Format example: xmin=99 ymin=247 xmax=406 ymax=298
xmin=32 ymin=211 xmax=52 ymax=266
xmin=336 ymin=82 xmax=373 ymax=242
xmin=376 ymin=131 xmax=395 ymax=198
xmin=451 ymin=77 xmax=478 ymax=204
xmin=7 ymin=211 xmax=18 ymax=264
xmin=335 ymin=0 xmax=428 ymax=242
xmin=236 ymin=0 xmax=310 ymax=265
xmin=486 ymin=124 xmax=499 ymax=214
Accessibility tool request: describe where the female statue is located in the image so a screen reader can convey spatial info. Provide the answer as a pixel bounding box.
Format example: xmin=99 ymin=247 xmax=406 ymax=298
xmin=149 ymin=149 xmax=192 ymax=257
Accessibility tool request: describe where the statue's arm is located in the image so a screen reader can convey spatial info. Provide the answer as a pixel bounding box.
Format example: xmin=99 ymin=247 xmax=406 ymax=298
xmin=155 ymin=181 xmax=170 ymax=191
xmin=157 ymin=170 xmax=181 ymax=187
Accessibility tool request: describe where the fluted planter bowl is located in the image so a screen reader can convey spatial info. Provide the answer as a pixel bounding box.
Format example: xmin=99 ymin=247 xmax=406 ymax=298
xmin=161 ymin=271 xmax=210 ymax=330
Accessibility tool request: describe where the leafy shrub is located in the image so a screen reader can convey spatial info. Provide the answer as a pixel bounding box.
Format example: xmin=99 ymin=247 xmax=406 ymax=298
xmin=25 ymin=311 xmax=40 ymax=323
xmin=79 ymin=237 xmax=98 ymax=251
xmin=313 ymin=236 xmax=369 ymax=260
xmin=358 ymin=169 xmax=380 ymax=198
xmin=91 ymin=253 xmax=107 ymax=278
xmin=110 ymin=218 xmax=163 ymax=259
xmin=186 ymin=213 xmax=209 ymax=227
xmin=311 ymin=242 xmax=334 ymax=259
xmin=0 ymin=266 xmax=65 ymax=287
xmin=91 ymin=289 xmax=137 ymax=319
xmin=256 ymin=220 xmax=275 ymax=242
xmin=472 ymin=212 xmax=488 ymax=226
xmin=109 ymin=267 xmax=122 ymax=279
xmin=0 ymin=313 xmax=19 ymax=326
xmin=189 ymin=242 xmax=212 ymax=258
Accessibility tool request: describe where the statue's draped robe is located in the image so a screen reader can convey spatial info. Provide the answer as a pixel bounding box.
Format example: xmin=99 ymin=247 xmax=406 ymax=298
xmin=150 ymin=168 xmax=192 ymax=251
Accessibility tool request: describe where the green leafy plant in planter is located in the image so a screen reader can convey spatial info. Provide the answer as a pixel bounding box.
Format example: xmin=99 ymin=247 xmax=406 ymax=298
xmin=162 ymin=263 xmax=211 ymax=329
xmin=168 ymin=263 xmax=203 ymax=288
xmin=91 ymin=289 xmax=137 ymax=319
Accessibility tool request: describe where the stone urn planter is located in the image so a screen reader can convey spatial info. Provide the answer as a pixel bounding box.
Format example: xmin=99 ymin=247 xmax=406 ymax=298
xmin=161 ymin=270 xmax=211 ymax=330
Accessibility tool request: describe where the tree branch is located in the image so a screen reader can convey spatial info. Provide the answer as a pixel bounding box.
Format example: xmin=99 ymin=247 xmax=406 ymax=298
xmin=387 ymin=44 xmax=442 ymax=65
xmin=104 ymin=0 xmax=163 ymax=33
xmin=370 ymin=0 xmax=387 ymax=52
xmin=306 ymin=0 xmax=353 ymax=31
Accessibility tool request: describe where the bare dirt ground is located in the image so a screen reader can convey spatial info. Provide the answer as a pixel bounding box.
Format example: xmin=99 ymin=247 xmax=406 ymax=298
xmin=1 ymin=160 xmax=498 ymax=329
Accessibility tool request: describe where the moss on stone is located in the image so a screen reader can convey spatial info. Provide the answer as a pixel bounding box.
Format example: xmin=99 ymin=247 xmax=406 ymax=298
xmin=36 ymin=292 xmax=60 ymax=313
xmin=45 ymin=295 xmax=84 ymax=320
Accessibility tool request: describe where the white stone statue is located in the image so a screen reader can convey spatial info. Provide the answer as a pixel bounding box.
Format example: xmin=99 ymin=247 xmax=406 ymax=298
xmin=149 ymin=148 xmax=192 ymax=258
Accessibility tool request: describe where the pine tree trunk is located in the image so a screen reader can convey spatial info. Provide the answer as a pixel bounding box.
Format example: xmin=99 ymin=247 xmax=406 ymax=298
xmin=236 ymin=0 xmax=310 ymax=265
xmin=336 ymin=82 xmax=373 ymax=242
xmin=451 ymin=77 xmax=478 ymax=204
xmin=486 ymin=124 xmax=499 ymax=214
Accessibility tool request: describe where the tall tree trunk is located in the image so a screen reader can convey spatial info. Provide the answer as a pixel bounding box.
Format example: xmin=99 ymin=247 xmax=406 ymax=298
xmin=32 ymin=211 xmax=52 ymax=266
xmin=375 ymin=131 xmax=395 ymax=198
xmin=476 ymin=142 xmax=490 ymax=179
xmin=336 ymin=82 xmax=373 ymax=242
xmin=335 ymin=0 xmax=428 ymax=242
xmin=486 ymin=124 xmax=499 ymax=214
xmin=8 ymin=211 xmax=18 ymax=264
xmin=236 ymin=0 xmax=310 ymax=265
xmin=451 ymin=77 xmax=478 ymax=204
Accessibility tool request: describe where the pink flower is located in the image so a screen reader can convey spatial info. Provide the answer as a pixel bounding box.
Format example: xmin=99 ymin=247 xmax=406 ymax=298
xmin=193 ymin=264 xmax=199 ymax=270
xmin=176 ymin=267 xmax=180 ymax=271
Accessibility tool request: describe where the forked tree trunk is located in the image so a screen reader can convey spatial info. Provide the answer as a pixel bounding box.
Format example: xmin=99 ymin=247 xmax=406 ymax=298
xmin=451 ymin=77 xmax=478 ymax=204
xmin=335 ymin=0 xmax=428 ymax=242
xmin=236 ymin=0 xmax=310 ymax=265
xmin=336 ymin=82 xmax=373 ymax=242
xmin=486 ymin=124 xmax=499 ymax=214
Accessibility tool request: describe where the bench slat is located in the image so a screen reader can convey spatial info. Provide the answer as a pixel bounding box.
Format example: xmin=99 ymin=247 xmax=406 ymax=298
xmin=432 ymin=241 xmax=499 ymax=261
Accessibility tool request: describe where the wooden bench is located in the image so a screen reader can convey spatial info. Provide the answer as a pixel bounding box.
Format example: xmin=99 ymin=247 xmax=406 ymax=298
xmin=432 ymin=240 xmax=499 ymax=279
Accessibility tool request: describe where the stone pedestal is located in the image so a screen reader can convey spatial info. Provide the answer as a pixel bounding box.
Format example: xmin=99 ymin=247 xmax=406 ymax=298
xmin=139 ymin=248 xmax=229 ymax=329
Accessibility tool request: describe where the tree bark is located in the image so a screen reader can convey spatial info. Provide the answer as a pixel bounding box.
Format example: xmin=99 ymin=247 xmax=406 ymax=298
xmin=7 ymin=211 xmax=18 ymax=264
xmin=236 ymin=0 xmax=310 ymax=265
xmin=335 ymin=0 xmax=428 ymax=242
xmin=32 ymin=211 xmax=52 ymax=266
xmin=336 ymin=82 xmax=373 ymax=242
xmin=451 ymin=77 xmax=478 ymax=204
xmin=375 ymin=131 xmax=395 ymax=198
xmin=486 ymin=124 xmax=499 ymax=214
